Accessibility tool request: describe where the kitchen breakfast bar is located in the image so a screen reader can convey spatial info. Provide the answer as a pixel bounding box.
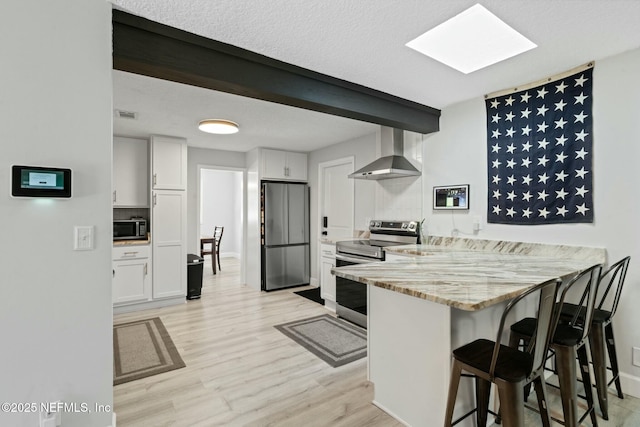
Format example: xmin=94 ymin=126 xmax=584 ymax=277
xmin=332 ymin=238 xmax=606 ymax=427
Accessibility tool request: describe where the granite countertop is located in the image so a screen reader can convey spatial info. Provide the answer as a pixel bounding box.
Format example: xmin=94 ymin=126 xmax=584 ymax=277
xmin=332 ymin=239 xmax=606 ymax=311
xmin=387 ymin=238 xmax=606 ymax=262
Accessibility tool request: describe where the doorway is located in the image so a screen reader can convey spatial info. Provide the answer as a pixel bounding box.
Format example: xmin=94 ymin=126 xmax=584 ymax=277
xmin=198 ymin=166 xmax=244 ymax=278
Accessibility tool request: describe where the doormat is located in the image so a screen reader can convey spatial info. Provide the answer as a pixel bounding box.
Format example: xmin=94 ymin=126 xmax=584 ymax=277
xmin=275 ymin=314 xmax=366 ymax=367
xmin=113 ymin=317 xmax=185 ymax=385
xmin=294 ymin=287 xmax=325 ymax=305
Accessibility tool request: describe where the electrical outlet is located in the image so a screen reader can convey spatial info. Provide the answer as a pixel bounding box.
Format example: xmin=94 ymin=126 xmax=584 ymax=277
xmin=633 ymin=347 xmax=640 ymax=367
xmin=473 ymin=216 xmax=481 ymax=232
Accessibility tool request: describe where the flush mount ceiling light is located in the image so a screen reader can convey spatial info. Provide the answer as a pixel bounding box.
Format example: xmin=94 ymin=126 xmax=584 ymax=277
xmin=405 ymin=3 xmax=536 ymax=74
xmin=198 ymin=119 xmax=239 ymax=134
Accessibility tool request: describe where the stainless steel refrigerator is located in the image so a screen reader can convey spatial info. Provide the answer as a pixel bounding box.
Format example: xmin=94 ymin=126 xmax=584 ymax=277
xmin=261 ymin=181 xmax=310 ymax=291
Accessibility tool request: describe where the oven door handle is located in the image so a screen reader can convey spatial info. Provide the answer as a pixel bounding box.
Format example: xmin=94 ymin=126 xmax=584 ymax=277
xmin=335 ymin=253 xmax=377 ymax=264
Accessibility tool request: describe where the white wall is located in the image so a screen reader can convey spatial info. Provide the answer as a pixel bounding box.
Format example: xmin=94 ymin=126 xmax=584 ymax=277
xmin=245 ymin=149 xmax=261 ymax=289
xmin=422 ymin=48 xmax=640 ymax=395
xmin=186 ymin=147 xmax=244 ymax=255
xmin=0 ymin=1 xmax=113 ymax=426
xmin=200 ymin=169 xmax=242 ymax=257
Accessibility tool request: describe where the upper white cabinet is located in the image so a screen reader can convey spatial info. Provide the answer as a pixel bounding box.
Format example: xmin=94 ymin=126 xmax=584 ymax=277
xmin=113 ymin=136 xmax=149 ymax=207
xmin=261 ymin=149 xmax=307 ymax=181
xmin=151 ymin=135 xmax=187 ymax=190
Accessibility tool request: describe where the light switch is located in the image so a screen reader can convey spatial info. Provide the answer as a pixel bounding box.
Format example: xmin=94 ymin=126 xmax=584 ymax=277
xmin=74 ymin=226 xmax=94 ymax=250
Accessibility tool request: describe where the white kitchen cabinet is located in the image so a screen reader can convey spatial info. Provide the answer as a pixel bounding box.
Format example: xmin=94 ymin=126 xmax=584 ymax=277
xmin=320 ymin=243 xmax=336 ymax=305
xmin=262 ymin=148 xmax=307 ymax=181
xmin=152 ymin=189 xmax=187 ymax=299
xmin=113 ymin=136 xmax=149 ymax=207
xmin=151 ymin=135 xmax=187 ymax=190
xmin=112 ymin=245 xmax=151 ymax=305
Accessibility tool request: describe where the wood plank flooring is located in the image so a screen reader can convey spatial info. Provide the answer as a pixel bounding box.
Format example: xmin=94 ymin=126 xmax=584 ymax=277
xmin=113 ymin=258 xmax=402 ymax=427
xmin=114 ymin=257 xmax=640 ymax=426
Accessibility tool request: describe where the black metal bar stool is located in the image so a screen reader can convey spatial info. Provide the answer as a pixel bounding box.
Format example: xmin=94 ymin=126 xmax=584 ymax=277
xmin=444 ymin=278 xmax=561 ymax=427
xmin=559 ymin=256 xmax=630 ymax=419
xmin=509 ymin=264 xmax=603 ymax=427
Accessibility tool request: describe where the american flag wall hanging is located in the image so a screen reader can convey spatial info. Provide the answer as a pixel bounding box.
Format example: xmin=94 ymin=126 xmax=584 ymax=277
xmin=485 ymin=64 xmax=594 ymax=225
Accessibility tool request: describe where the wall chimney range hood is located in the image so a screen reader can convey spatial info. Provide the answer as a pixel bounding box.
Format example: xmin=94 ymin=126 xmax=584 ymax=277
xmin=348 ymin=127 xmax=421 ymax=180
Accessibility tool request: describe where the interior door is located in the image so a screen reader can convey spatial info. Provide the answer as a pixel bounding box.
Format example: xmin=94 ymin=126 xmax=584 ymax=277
xmin=322 ymin=160 xmax=354 ymax=238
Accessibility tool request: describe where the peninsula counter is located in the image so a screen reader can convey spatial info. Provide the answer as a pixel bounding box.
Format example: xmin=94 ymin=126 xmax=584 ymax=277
xmin=332 ymin=241 xmax=605 ymax=426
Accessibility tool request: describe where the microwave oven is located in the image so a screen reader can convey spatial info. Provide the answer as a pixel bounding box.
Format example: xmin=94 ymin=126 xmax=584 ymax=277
xmin=113 ymin=219 xmax=147 ymax=240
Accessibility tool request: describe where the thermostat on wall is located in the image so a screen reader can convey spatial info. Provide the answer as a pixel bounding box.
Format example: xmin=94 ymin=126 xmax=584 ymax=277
xmin=11 ymin=165 xmax=72 ymax=198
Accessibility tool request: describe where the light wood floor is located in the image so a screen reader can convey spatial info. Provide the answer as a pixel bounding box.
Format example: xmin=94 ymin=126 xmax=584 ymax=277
xmin=114 ymin=258 xmax=640 ymax=426
xmin=113 ymin=258 xmax=402 ymax=427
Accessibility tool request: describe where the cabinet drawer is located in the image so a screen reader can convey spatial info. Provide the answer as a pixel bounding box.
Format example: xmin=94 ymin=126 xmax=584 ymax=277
xmin=320 ymin=243 xmax=336 ymax=258
xmin=113 ymin=245 xmax=150 ymax=261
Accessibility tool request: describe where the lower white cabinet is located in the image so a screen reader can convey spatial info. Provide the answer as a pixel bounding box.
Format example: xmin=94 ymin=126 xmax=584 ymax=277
xmin=320 ymin=243 xmax=336 ymax=304
xmin=112 ymin=245 xmax=151 ymax=305
xmin=152 ymin=190 xmax=187 ymax=299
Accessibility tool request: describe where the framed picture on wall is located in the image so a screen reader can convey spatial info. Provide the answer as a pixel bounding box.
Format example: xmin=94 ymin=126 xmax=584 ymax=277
xmin=433 ymin=185 xmax=469 ymax=210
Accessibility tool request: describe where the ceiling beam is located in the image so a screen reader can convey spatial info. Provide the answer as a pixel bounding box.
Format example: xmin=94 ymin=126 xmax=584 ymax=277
xmin=112 ymin=10 xmax=440 ymax=134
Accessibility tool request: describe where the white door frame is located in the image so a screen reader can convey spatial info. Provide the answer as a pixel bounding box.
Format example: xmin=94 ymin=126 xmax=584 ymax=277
xmin=197 ymin=164 xmax=246 ymax=284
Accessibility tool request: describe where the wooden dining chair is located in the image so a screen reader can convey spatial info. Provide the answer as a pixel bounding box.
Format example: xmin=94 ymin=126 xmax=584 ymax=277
xmin=199 ymin=226 xmax=224 ymax=274
xmin=212 ymin=226 xmax=224 ymax=273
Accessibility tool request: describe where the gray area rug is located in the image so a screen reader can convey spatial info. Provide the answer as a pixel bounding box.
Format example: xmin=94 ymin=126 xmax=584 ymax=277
xmin=275 ymin=314 xmax=367 ymax=367
xmin=113 ymin=317 xmax=185 ymax=385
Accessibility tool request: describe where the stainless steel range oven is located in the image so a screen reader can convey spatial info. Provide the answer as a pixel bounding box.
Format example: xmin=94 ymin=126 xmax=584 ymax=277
xmin=335 ymin=220 xmax=419 ymax=328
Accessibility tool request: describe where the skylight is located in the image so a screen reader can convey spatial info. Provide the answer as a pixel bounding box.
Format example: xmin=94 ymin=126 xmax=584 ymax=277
xmin=405 ymin=4 xmax=536 ymax=74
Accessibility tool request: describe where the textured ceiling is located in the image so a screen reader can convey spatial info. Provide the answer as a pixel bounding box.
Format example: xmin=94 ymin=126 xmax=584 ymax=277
xmin=111 ymin=0 xmax=640 ymax=152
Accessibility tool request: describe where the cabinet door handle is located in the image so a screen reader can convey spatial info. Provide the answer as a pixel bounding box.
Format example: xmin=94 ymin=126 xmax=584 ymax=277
xmin=144 ymin=263 xmax=148 ymax=275
xmin=112 ymin=269 xmax=115 ymax=278
xmin=153 ymin=173 xmax=157 ymax=186
xmin=123 ymin=251 xmax=138 ymax=257
xmin=113 ymin=190 xmax=117 ymax=203
xmin=153 ymin=194 xmax=157 ymax=206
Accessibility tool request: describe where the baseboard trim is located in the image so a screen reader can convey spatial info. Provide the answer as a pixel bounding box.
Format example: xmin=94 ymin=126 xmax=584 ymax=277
xmin=113 ymin=296 xmax=185 ymax=314
xmin=219 ymin=252 xmax=240 ymax=259
xmin=371 ymin=400 xmax=410 ymax=426
xmin=621 ymin=372 xmax=640 ymax=398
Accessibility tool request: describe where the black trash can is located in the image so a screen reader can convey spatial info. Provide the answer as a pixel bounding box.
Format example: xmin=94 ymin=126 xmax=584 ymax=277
xmin=187 ymin=254 xmax=204 ymax=300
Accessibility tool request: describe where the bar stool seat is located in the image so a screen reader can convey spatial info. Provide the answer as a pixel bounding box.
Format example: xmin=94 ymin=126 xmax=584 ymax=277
xmin=511 ymin=319 xmax=583 ymax=346
xmin=453 ymin=339 xmax=533 ymax=382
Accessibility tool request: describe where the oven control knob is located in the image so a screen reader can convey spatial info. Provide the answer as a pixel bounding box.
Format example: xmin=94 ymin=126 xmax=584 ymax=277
xmin=408 ymin=223 xmax=416 ymax=230
xmin=401 ymin=223 xmax=407 ymax=229
xmin=375 ymin=221 xmax=381 ymax=228
xmin=370 ymin=221 xmax=375 ymax=227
